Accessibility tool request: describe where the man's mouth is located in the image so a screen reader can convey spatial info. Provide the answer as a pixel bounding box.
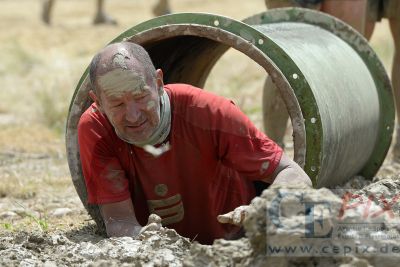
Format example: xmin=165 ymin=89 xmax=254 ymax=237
xmin=125 ymin=119 xmax=147 ymax=129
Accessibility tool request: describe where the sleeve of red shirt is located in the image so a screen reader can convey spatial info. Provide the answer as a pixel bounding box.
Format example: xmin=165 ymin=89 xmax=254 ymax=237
xmin=78 ymin=106 xmax=131 ymax=205
xmin=213 ymin=97 xmax=283 ymax=183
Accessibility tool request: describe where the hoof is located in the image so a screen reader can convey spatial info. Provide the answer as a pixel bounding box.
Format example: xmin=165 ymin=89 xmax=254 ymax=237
xmin=152 ymin=1 xmax=171 ymax=16
xmin=93 ymin=13 xmax=117 ymax=25
xmin=41 ymin=2 xmax=51 ymax=24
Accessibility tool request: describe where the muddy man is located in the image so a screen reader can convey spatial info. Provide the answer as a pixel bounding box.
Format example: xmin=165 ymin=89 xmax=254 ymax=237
xmin=78 ymin=41 xmax=311 ymax=244
xmin=263 ymin=0 xmax=400 ymax=160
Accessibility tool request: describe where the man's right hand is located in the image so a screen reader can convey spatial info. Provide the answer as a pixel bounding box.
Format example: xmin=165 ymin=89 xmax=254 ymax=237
xmin=138 ymin=214 xmax=162 ymax=235
xmin=103 ymin=216 xmax=142 ymax=237
xmin=100 ymin=198 xmax=142 ymax=238
xmin=100 ymin=199 xmax=165 ymax=238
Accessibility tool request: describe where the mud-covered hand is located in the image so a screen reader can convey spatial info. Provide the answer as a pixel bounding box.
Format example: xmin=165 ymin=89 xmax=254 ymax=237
xmin=102 ymin=216 xmax=142 ymax=238
xmin=217 ymin=205 xmax=249 ymax=226
xmin=139 ymin=214 xmax=163 ymax=235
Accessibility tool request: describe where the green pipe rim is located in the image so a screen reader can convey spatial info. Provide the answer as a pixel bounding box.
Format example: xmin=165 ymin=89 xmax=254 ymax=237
xmin=244 ymin=7 xmax=394 ymax=179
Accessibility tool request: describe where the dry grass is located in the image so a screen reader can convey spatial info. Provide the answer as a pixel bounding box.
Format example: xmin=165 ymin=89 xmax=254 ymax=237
xmin=0 ymin=0 xmax=394 ymax=134
xmin=0 ymin=0 xmax=395 ymax=232
xmin=0 ymin=124 xmax=63 ymax=155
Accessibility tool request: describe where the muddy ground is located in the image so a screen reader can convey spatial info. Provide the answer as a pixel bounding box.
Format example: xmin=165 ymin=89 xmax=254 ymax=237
xmin=0 ymin=0 xmax=398 ymax=266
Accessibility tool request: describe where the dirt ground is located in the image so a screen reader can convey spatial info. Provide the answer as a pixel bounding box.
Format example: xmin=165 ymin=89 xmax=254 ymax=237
xmin=0 ymin=0 xmax=398 ymax=266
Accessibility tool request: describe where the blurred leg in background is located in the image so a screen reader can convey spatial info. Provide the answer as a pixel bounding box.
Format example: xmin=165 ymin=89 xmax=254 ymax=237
xmin=41 ymin=0 xmax=117 ymax=25
xmin=152 ymin=0 xmax=171 ymax=16
xmin=42 ymin=0 xmax=172 ymax=25
xmin=384 ymin=0 xmax=400 ymax=159
xmin=262 ymin=75 xmax=289 ymax=148
xmin=262 ymin=0 xmax=378 ymax=149
xmin=263 ymin=0 xmax=323 ymax=148
xmin=41 ymin=0 xmax=54 ymax=24
xmin=333 ymin=0 xmax=400 ymax=160
xmin=93 ymin=0 xmax=117 ymax=25
xmin=321 ymin=0 xmax=368 ymax=35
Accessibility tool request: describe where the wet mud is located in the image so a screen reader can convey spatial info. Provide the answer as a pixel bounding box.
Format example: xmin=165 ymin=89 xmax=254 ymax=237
xmin=2 ymin=168 xmax=400 ymax=266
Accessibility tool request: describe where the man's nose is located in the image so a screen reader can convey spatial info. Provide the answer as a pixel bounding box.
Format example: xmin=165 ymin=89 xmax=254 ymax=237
xmin=125 ymin=102 xmax=142 ymax=123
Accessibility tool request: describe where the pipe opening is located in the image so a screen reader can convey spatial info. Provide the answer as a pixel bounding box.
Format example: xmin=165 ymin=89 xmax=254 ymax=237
xmin=127 ymin=25 xmax=306 ymax=165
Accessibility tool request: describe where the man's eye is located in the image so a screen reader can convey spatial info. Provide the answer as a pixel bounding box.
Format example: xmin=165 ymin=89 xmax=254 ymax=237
xmin=136 ymin=95 xmax=148 ymax=100
xmin=111 ymin=103 xmax=124 ymax=108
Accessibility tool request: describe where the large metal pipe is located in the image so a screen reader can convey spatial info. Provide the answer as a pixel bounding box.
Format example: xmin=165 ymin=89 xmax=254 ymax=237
xmin=66 ymin=8 xmax=394 ymax=230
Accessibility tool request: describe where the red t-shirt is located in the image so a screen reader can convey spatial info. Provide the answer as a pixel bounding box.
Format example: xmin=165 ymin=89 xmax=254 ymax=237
xmin=78 ymin=84 xmax=282 ymax=244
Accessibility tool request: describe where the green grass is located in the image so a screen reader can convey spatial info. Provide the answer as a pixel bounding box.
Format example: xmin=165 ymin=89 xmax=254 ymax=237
xmin=3 ymin=223 xmax=13 ymax=231
xmin=14 ymin=202 xmax=49 ymax=232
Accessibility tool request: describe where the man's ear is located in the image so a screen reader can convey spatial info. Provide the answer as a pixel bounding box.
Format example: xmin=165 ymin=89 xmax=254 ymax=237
xmin=156 ymin=69 xmax=164 ymax=94
xmin=89 ymin=90 xmax=104 ymax=112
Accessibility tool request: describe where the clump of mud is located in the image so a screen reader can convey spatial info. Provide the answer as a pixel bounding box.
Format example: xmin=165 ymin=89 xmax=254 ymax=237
xmin=0 ymin=218 xmax=191 ymax=266
xmin=185 ymin=177 xmax=400 ymax=267
xmin=2 ymin=177 xmax=400 ymax=266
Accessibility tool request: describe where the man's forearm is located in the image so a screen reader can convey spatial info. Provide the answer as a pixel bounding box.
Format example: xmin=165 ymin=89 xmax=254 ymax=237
xmin=271 ymin=165 xmax=312 ymax=187
xmin=99 ymin=198 xmax=142 ymax=237
xmin=103 ymin=216 xmax=142 ymax=237
xmin=265 ymin=153 xmax=312 ymax=187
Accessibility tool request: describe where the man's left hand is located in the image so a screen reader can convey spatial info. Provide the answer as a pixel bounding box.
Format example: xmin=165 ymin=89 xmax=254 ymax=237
xmin=217 ymin=205 xmax=249 ymax=226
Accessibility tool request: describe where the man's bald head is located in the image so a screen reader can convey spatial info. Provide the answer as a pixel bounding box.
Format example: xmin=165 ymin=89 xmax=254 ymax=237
xmin=89 ymin=42 xmax=157 ymax=94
